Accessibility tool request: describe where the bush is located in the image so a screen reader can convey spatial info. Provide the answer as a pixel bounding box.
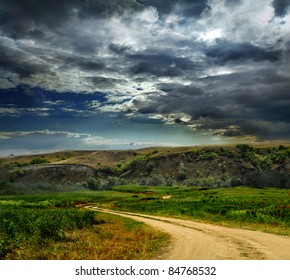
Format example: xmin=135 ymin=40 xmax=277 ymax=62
xmin=81 ymin=177 xmax=122 ymax=190
xmin=236 ymin=144 xmax=253 ymax=153
xmin=119 ymin=156 xmax=147 ymax=173
xmin=184 ymin=175 xmax=232 ymax=188
xmin=100 ymin=166 xmax=119 ymax=176
xmin=83 ymin=177 xmax=103 ymax=190
xmin=139 ymin=175 xmax=166 ymax=186
xmin=106 ymin=176 xmax=129 ymax=188
xmin=139 ymin=177 xmax=147 ymax=185
xmin=145 ymin=162 xmax=155 ymax=174
xmin=147 ymin=174 xmax=165 ymax=186
xmin=30 ymin=157 xmax=50 ymax=165
xmin=0 ymin=182 xmax=17 ymax=195
xmin=176 ymin=170 xmax=187 ymax=181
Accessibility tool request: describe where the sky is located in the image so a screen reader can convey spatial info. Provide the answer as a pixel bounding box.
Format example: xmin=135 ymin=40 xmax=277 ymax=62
xmin=0 ymin=0 xmax=290 ymax=155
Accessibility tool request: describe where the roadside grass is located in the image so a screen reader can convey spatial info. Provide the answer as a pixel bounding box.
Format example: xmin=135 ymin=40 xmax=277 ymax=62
xmin=0 ymin=201 xmax=169 ymax=260
xmin=55 ymin=213 xmax=169 ymax=260
xmin=109 ymin=186 xmax=290 ymax=236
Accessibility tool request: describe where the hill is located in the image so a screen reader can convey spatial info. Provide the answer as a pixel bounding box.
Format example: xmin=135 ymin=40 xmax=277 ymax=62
xmin=1 ymin=143 xmax=290 ymax=193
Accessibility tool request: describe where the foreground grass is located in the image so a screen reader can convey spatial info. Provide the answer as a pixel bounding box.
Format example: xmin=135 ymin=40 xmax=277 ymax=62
xmin=0 ymin=202 xmax=169 ymax=260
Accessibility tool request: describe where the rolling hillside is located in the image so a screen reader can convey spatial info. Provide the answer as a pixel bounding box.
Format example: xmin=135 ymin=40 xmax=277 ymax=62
xmin=1 ymin=144 xmax=290 ymax=193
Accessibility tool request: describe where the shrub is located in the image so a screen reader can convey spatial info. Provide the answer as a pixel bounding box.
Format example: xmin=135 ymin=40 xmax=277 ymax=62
xmin=107 ymin=176 xmax=119 ymax=187
xmin=236 ymin=144 xmax=253 ymax=153
xmin=30 ymin=157 xmax=50 ymax=165
xmin=0 ymin=181 xmax=15 ymax=195
xmin=121 ymin=156 xmax=146 ymax=172
xmin=147 ymin=174 xmax=165 ymax=186
xmin=139 ymin=175 xmax=166 ymax=186
xmin=139 ymin=177 xmax=148 ymax=186
xmin=231 ymin=177 xmax=243 ymax=187
xmin=176 ymin=170 xmax=187 ymax=181
xmin=100 ymin=166 xmax=118 ymax=175
xmin=145 ymin=162 xmax=155 ymax=175
xmin=83 ymin=177 xmax=103 ymax=190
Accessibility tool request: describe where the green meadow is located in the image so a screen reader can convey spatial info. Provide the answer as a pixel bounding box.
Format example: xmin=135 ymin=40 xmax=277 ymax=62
xmin=0 ymin=190 xmax=169 ymax=260
xmin=0 ymin=185 xmax=289 ymax=259
xmin=110 ymin=186 xmax=290 ymax=235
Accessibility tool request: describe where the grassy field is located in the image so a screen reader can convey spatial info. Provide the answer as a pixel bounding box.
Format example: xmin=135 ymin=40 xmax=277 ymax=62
xmin=0 ymin=197 xmax=169 ymax=260
xmin=0 ymin=185 xmax=289 ymax=259
xmin=109 ymin=186 xmax=290 ymax=235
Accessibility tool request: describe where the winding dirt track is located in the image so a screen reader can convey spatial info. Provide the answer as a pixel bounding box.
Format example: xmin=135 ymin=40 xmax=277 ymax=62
xmin=85 ymin=206 xmax=290 ymax=260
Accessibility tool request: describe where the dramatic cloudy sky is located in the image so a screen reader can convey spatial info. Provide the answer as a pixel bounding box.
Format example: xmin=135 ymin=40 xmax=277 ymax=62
xmin=0 ymin=0 xmax=290 ymax=155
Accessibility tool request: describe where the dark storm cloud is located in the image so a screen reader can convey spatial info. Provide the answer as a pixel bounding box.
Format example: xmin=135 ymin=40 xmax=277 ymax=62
xmin=129 ymin=53 xmax=196 ymax=77
xmin=134 ymin=84 xmax=206 ymax=115
xmin=241 ymin=120 xmax=290 ymax=140
xmin=76 ymin=60 xmax=105 ymax=71
xmin=137 ymin=0 xmax=210 ymax=17
xmin=0 ymin=42 xmax=51 ymax=78
xmin=108 ymin=43 xmax=131 ymax=54
xmin=272 ymin=0 xmax=290 ymax=17
xmin=130 ymin=61 xmax=180 ymax=77
xmin=136 ymin=0 xmax=174 ymax=15
xmin=60 ymin=55 xmax=105 ymax=72
xmin=28 ymin=28 xmax=46 ymax=40
xmin=0 ymin=10 xmax=13 ymax=26
xmin=230 ymin=81 xmax=290 ymax=122
xmin=133 ymin=59 xmax=290 ymax=140
xmin=2 ymin=0 xmax=142 ymax=24
xmin=213 ymin=84 xmax=290 ymax=140
xmin=77 ymin=0 xmax=143 ymax=19
xmin=87 ymin=76 xmax=126 ymax=88
xmin=67 ymin=32 xmax=101 ymax=54
xmin=205 ymin=41 xmax=281 ymax=64
xmin=135 ymin=74 xmax=247 ymax=121
xmin=3 ymin=0 xmax=72 ymax=26
xmin=1 ymin=0 xmax=290 ymax=146
xmin=204 ymin=70 xmax=290 ymax=124
xmin=0 ymin=0 xmax=143 ymax=38
xmin=255 ymin=71 xmax=290 ymax=85
xmin=0 ymin=0 xmax=72 ymax=38
xmin=158 ymin=83 xmax=204 ymax=96
xmin=180 ymin=0 xmax=211 ymax=17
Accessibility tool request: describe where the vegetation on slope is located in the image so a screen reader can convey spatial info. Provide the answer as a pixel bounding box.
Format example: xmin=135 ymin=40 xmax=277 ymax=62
xmin=2 ymin=143 xmax=290 ymax=192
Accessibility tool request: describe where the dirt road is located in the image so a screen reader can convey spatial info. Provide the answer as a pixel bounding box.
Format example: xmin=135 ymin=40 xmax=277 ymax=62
xmin=86 ymin=206 xmax=290 ymax=260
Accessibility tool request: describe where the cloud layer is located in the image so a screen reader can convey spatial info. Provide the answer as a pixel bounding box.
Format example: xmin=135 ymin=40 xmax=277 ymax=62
xmin=1 ymin=0 xmax=290 ymax=153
